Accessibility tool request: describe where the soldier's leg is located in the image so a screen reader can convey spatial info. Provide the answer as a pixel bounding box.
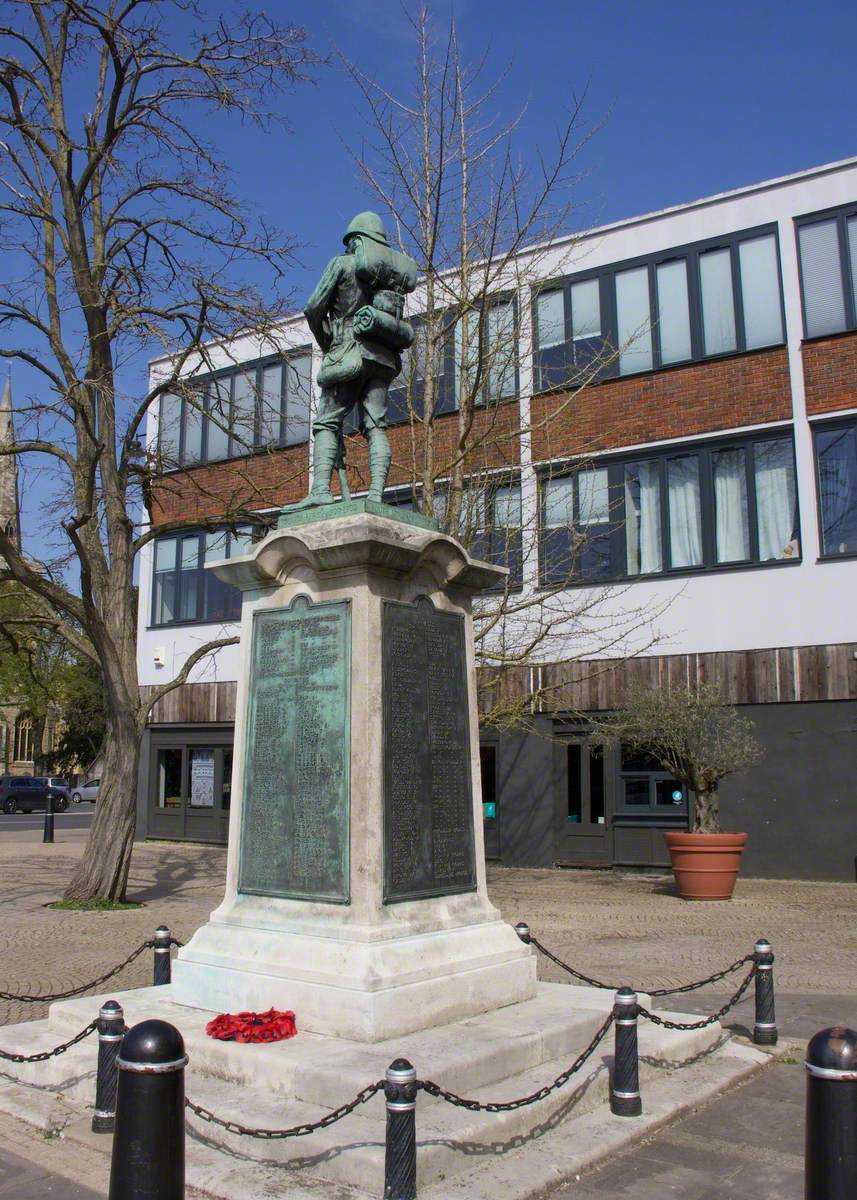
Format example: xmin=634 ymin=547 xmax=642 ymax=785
xmin=284 ymin=386 xmax=352 ymax=509
xmin=360 ymin=376 xmax=392 ymax=503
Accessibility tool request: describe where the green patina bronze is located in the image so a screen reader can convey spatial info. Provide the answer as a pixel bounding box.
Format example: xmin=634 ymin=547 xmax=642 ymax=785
xmin=239 ymin=595 xmax=351 ymax=903
xmin=277 ymin=497 xmax=438 ymax=532
xmin=282 ymin=212 xmax=418 ymax=514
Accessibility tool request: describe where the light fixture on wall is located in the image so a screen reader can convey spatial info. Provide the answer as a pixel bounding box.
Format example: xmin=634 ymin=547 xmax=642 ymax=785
xmin=153 ymin=647 xmax=166 ymax=668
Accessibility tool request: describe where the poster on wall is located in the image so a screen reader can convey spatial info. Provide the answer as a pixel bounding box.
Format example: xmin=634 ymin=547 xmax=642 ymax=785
xmin=190 ymin=748 xmax=215 ymax=808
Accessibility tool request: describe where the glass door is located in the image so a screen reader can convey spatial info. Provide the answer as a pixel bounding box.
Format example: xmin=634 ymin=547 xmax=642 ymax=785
xmin=556 ymin=738 xmax=612 ymax=865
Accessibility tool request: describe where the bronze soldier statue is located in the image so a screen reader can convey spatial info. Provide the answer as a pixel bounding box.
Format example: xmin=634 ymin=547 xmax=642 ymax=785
xmin=285 ymin=212 xmax=418 ymax=510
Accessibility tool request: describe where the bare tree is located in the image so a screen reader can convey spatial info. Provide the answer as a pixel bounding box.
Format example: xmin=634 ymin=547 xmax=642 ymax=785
xmin=587 ymin=682 xmax=764 ymax=833
xmin=342 ymin=9 xmax=665 ymax=724
xmin=0 ymin=1 xmax=318 ymax=899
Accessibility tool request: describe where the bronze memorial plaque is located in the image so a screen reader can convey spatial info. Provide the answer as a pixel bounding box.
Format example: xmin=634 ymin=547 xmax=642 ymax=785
xmin=383 ymin=596 xmax=476 ymax=902
xmin=239 ymin=595 xmax=351 ymax=903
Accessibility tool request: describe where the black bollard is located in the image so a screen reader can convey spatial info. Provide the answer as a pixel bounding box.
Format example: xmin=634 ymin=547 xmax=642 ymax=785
xmin=92 ymin=1000 xmax=125 ymax=1133
xmin=514 ymin=921 xmax=531 ymax=944
xmin=109 ymin=1019 xmax=187 ymax=1200
xmin=752 ymin=938 xmax=778 ymax=1045
xmin=153 ymin=925 xmax=172 ymax=986
xmin=610 ymin=988 xmax=642 ymax=1117
xmin=42 ymin=793 xmax=54 ymax=844
xmin=805 ymin=1026 xmax=857 ymax=1200
xmin=384 ymin=1058 xmax=417 ymax=1200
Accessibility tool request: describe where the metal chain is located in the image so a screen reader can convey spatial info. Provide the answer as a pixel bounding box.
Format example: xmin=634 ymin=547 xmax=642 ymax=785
xmin=0 ymin=1019 xmax=98 ymax=1063
xmin=0 ymin=940 xmax=153 ymax=1003
xmin=185 ymin=1079 xmax=385 ymax=1139
xmin=420 ymin=1011 xmax=614 ymax=1113
xmin=170 ymin=938 xmax=185 ymax=949
xmin=637 ymin=964 xmax=757 ymax=1031
xmin=530 ymin=935 xmax=753 ymax=998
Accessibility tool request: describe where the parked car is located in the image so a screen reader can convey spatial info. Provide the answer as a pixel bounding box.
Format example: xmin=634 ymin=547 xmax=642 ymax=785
xmin=0 ymin=776 xmax=69 ymax=814
xmin=71 ymin=778 xmax=100 ymax=805
xmin=34 ymin=776 xmax=70 ymax=798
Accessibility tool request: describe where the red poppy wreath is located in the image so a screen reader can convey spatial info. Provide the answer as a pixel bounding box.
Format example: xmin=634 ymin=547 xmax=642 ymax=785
xmin=205 ymin=1008 xmax=297 ymax=1043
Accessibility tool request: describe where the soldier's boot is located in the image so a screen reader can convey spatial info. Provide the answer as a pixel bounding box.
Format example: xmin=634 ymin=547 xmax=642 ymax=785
xmin=366 ymin=428 xmax=392 ymax=503
xmin=283 ymin=429 xmax=338 ymax=510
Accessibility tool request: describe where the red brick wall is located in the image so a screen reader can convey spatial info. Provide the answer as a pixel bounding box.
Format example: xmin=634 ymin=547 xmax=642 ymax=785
xmin=151 ymin=444 xmax=310 ymax=526
xmin=802 ymin=332 xmax=857 ymax=416
xmin=531 ymin=348 xmax=792 ymax=461
xmin=150 ymin=403 xmax=520 ymax=527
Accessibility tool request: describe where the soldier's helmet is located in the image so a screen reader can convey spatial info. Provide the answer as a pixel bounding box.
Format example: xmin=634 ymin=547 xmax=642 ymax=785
xmin=343 ymin=211 xmax=390 ymax=248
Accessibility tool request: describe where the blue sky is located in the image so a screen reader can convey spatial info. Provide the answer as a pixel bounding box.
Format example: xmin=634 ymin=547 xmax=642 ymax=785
xmin=7 ymin=0 xmax=857 ymax=563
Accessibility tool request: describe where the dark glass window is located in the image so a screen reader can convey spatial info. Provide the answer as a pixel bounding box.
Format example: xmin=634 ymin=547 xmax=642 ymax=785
xmin=387 ymin=300 xmax=519 ymax=426
xmin=422 ymin=480 xmax=524 ymax=589
xmin=567 ymin=743 xmax=582 ymax=822
xmin=157 ymin=351 xmax=312 ymax=469
xmin=151 ymin=526 xmax=253 ymax=626
xmin=540 ymin=432 xmax=799 ymax=584
xmin=534 ymin=226 xmax=784 ymax=392
xmin=815 ymin=420 xmax=857 ymax=556
xmin=796 ymin=205 xmax=857 ymax=338
xmin=619 ymin=746 xmax=687 ymax=814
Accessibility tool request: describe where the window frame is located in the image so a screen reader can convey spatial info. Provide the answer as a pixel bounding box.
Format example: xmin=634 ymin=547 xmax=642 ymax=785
xmin=157 ymin=347 xmax=313 ymax=471
xmin=532 ymin=223 xmax=786 ymax=393
xmin=795 ymin=203 xmax=857 ymax=340
xmin=386 ymin=295 xmax=520 ymax=427
xmin=149 ymin=526 xmax=254 ymax=628
xmin=538 ymin=426 xmax=801 ymax=586
xmin=811 ymin=415 xmax=857 ymax=561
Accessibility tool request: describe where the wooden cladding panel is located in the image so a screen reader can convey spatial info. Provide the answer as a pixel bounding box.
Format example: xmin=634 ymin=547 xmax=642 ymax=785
xmin=142 ymin=681 xmax=237 ymax=725
xmin=143 ymin=643 xmax=857 ymax=727
xmin=477 ymin=642 xmax=857 ymax=716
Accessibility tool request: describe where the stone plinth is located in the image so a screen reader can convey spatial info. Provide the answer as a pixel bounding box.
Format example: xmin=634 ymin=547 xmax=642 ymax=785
xmin=171 ymin=502 xmax=536 ymax=1040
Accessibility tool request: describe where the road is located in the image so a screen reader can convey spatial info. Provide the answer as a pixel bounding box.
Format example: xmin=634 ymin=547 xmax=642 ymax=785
xmin=0 ymin=809 xmax=93 ymax=834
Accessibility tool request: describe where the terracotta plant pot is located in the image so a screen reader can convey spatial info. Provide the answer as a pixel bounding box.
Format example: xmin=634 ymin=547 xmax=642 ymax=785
xmin=663 ymin=831 xmax=748 ymax=901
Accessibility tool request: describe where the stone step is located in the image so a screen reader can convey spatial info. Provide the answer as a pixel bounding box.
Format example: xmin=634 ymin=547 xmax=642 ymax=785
xmin=0 ymin=983 xmax=731 ymax=1195
xmin=46 ymin=981 xmax=651 ymax=1107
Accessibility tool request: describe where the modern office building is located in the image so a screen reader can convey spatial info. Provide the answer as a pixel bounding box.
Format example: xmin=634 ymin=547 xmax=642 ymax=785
xmin=136 ymin=157 xmax=857 ymax=880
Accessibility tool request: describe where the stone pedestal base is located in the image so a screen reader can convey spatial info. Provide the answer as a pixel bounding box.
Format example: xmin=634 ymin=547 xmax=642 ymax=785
xmin=172 ymin=915 xmax=536 ymax=1042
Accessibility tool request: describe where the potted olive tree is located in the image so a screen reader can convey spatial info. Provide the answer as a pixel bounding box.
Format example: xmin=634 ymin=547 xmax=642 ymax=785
xmin=591 ymin=683 xmax=763 ymax=900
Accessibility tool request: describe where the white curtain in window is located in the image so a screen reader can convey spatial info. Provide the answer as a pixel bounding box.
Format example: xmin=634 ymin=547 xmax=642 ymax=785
xmin=755 ymin=439 xmax=796 ymax=560
xmin=577 ymin=467 xmax=610 ymax=525
xmin=656 ymin=260 xmax=692 ymax=364
xmin=158 ymin=393 xmax=182 ymax=463
xmin=493 ymin=485 xmax=522 ymax=528
xmin=616 ymin=267 xmax=653 ymax=374
xmin=799 ymin=221 xmax=846 ymax=338
xmin=625 ymin=461 xmax=662 ymax=574
xmin=544 ymin=476 xmax=574 ymax=528
xmin=285 ymin=353 xmax=312 ymax=445
xmin=537 ymin=291 xmax=564 ymax=349
xmin=487 ymin=301 xmax=516 ymax=398
xmin=667 ymin=456 xmax=702 ymax=567
xmin=699 ymin=248 xmax=737 ymax=355
xmin=713 ymin=449 xmax=750 ymax=562
xmin=739 ymin=235 xmax=783 ymax=349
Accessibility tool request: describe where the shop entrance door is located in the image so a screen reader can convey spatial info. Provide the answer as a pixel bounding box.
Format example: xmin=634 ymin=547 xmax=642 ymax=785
xmin=480 ymin=744 xmax=500 ymax=859
xmin=554 ymin=738 xmax=612 ymax=866
xmin=148 ymin=740 xmax=232 ymax=843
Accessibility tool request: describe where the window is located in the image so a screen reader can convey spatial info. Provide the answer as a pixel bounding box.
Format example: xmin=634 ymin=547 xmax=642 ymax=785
xmin=534 ymin=226 xmax=784 ymax=391
xmin=541 ymin=465 xmax=615 ymax=585
xmin=619 ymin=747 xmax=687 ymax=815
xmin=13 ymin=718 xmax=33 ymax=763
xmin=432 ymin=480 xmax=524 ymax=588
xmin=540 ymin=432 xmax=799 ymax=584
xmin=388 ymin=299 xmax=519 ymax=425
xmin=151 ymin=526 xmax=254 ymax=626
xmin=797 ymin=205 xmax=857 ymax=338
xmin=814 ymin=420 xmax=857 ymax=556
xmin=157 ymin=351 xmax=312 ymax=469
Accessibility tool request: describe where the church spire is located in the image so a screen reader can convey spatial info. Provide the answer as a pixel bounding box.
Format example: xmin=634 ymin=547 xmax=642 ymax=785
xmin=0 ymin=375 xmax=21 ymax=552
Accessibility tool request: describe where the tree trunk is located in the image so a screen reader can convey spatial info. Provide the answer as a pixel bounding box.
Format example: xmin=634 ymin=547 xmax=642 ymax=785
xmin=31 ymin=714 xmax=47 ymax=774
xmin=693 ymin=787 xmax=721 ymax=834
xmin=62 ymin=706 xmax=140 ymax=902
